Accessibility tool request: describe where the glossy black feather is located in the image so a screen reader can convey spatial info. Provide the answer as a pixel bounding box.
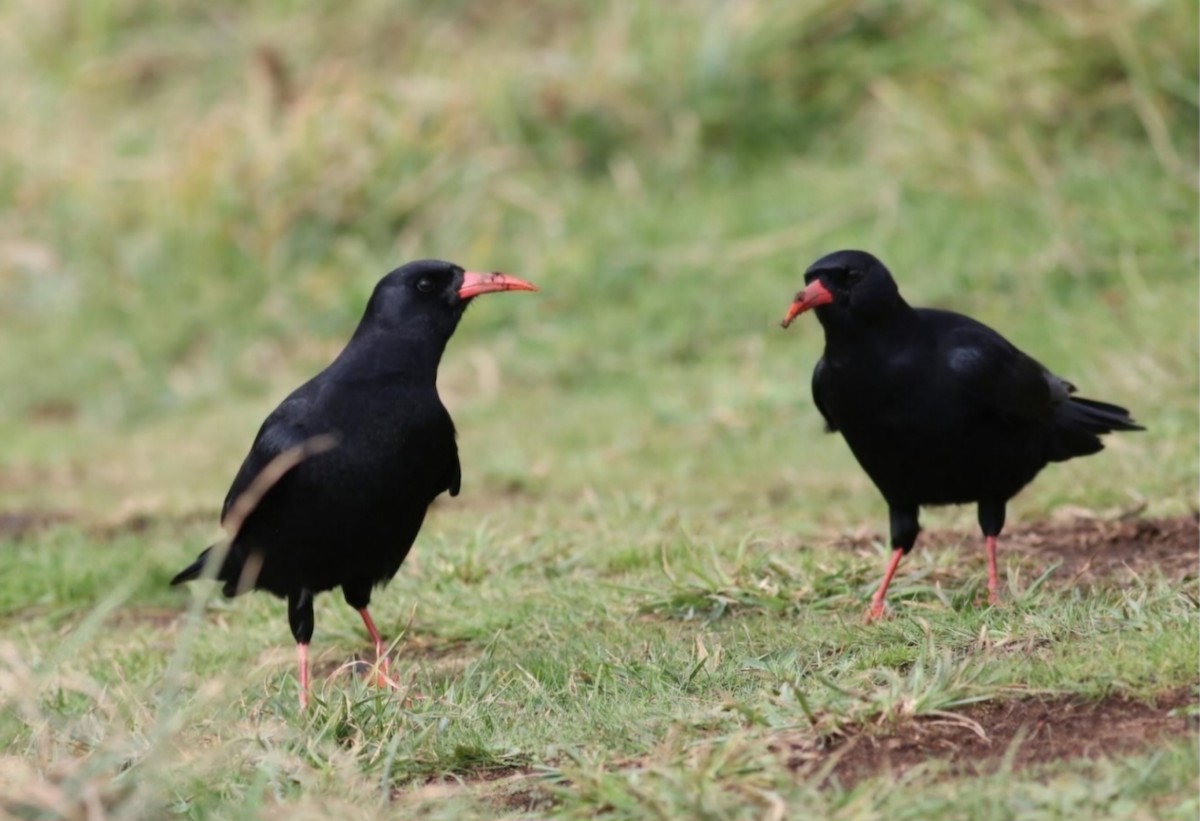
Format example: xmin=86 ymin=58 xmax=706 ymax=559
xmin=171 ymin=260 xmax=470 ymax=609
xmin=799 ymin=250 xmax=1142 ymax=552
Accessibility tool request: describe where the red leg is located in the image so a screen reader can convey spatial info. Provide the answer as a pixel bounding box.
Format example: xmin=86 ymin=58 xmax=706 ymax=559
xmin=985 ymin=535 xmax=1002 ymax=605
xmin=358 ymin=608 xmax=386 ymax=657
xmin=357 ymin=607 xmax=394 ymax=686
xmin=297 ymin=642 xmax=310 ymax=709
xmin=866 ymin=548 xmax=905 ymax=623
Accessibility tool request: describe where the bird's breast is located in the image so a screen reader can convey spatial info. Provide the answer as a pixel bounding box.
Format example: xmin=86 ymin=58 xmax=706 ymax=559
xmin=822 ymin=353 xmax=929 ymax=427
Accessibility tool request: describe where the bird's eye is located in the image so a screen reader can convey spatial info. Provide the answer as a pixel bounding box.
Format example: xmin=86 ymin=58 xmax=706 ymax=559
xmin=846 ymin=269 xmax=864 ymax=283
xmin=415 ymin=277 xmax=436 ymax=294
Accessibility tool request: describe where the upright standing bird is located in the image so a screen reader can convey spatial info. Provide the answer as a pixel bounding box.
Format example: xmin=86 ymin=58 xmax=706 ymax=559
xmin=780 ymin=250 xmax=1142 ymax=621
xmin=171 ymin=260 xmax=536 ymax=706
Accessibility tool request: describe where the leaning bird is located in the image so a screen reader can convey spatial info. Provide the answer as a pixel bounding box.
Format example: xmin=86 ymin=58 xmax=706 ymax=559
xmin=780 ymin=249 xmax=1142 ymax=621
xmin=171 ymin=260 xmax=536 ymax=706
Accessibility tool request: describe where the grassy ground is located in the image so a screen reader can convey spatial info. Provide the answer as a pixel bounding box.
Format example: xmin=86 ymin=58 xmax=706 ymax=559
xmin=1 ymin=1 xmax=1197 ymax=818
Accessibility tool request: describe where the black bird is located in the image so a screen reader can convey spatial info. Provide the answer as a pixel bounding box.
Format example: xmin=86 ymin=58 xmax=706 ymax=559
xmin=171 ymin=260 xmax=536 ymax=706
xmin=780 ymin=250 xmax=1142 ymax=620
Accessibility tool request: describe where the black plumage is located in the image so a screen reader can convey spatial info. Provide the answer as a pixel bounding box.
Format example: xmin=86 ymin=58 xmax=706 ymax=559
xmin=171 ymin=260 xmax=536 ymax=705
xmin=781 ymin=250 xmax=1142 ymax=620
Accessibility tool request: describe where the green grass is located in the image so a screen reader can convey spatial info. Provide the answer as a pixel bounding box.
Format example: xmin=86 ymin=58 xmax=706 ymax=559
xmin=1 ymin=0 xmax=1197 ymax=818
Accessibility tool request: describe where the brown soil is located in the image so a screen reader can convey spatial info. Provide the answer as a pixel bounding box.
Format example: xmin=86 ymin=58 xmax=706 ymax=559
xmin=107 ymin=606 xmax=188 ymax=629
xmin=396 ymin=767 xmax=549 ymax=813
xmin=401 ymin=634 xmax=475 ymax=661
xmin=495 ymin=785 xmax=557 ymax=815
xmin=1000 ymin=515 xmax=1198 ymax=584
xmin=88 ymin=509 xmax=213 ymax=538
xmin=779 ymin=688 xmax=1198 ymax=789
xmin=308 ymin=633 xmax=477 ymax=681
xmin=0 ymin=507 xmax=218 ymax=542
xmin=839 ymin=515 xmax=1198 ymax=585
xmin=400 ymin=688 xmax=1198 ymax=809
xmin=0 ymin=510 xmax=72 ymax=540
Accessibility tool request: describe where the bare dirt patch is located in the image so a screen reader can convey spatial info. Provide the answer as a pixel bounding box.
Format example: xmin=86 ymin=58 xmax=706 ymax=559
xmin=0 ymin=506 xmax=215 ymax=542
xmin=392 ymin=690 xmax=1198 ymax=808
xmin=89 ymin=509 xmax=213 ymax=538
xmin=309 ymin=633 xmax=478 ymax=681
xmin=838 ymin=515 xmax=1198 ymax=586
xmin=779 ymin=688 xmax=1198 ymax=789
xmin=107 ymin=606 xmax=188 ymax=629
xmin=395 ymin=767 xmax=551 ymax=814
xmin=0 ymin=511 xmax=72 ymax=541
xmin=494 ymin=784 xmax=557 ymax=815
xmin=401 ymin=633 xmax=475 ymax=662
xmin=999 ymin=515 xmax=1198 ymax=585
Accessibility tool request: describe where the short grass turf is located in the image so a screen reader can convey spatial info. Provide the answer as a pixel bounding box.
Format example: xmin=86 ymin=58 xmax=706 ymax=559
xmin=0 ymin=1 xmax=1197 ymax=819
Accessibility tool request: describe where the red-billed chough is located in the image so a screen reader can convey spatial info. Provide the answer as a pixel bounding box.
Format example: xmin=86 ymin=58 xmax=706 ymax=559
xmin=780 ymin=250 xmax=1143 ymax=621
xmin=171 ymin=260 xmax=536 ymax=706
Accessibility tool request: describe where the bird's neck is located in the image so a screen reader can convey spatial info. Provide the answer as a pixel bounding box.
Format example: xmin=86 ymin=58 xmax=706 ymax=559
xmin=335 ymin=324 xmax=450 ymax=385
xmin=818 ymin=300 xmax=917 ymax=356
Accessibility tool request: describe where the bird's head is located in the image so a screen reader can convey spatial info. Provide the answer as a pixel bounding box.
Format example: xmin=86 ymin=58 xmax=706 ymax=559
xmin=780 ymin=249 xmax=902 ymax=330
xmin=365 ymin=259 xmax=537 ymax=337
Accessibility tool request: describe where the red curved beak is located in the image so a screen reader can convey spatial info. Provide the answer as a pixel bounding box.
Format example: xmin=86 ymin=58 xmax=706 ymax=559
xmin=780 ymin=279 xmax=834 ymax=328
xmin=458 ymin=271 xmax=538 ymax=300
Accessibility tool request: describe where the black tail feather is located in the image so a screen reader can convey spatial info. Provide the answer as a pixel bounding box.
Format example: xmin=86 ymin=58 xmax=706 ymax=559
xmin=1049 ymin=396 xmax=1144 ymax=462
xmin=1066 ymin=397 xmax=1145 ymax=433
xmin=169 ymin=547 xmax=212 ymax=586
xmin=170 ymin=542 xmax=242 ymax=594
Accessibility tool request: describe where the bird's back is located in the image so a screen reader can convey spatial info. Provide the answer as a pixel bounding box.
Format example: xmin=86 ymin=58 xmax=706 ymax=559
xmin=814 ymin=307 xmax=1072 ymax=507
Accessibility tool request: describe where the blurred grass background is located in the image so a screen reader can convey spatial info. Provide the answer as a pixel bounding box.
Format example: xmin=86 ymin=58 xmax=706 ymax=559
xmin=0 ymin=2 xmax=1197 ymax=818
xmin=1 ymin=0 xmax=1195 ymax=523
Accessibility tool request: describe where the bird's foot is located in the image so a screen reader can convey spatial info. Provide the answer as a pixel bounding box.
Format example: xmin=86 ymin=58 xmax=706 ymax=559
xmin=864 ymin=602 xmax=890 ymax=624
xmin=371 ymin=660 xmax=417 ymax=706
xmin=865 ymin=548 xmax=904 ymax=625
xmin=374 ymin=657 xmax=398 ymax=690
xmin=986 ymin=588 xmax=1004 ymax=607
xmin=352 ymin=654 xmax=398 ymax=690
xmin=369 ymin=638 xmax=400 ymax=689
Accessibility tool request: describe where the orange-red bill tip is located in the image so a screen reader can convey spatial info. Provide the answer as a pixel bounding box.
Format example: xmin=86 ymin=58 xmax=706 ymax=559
xmin=458 ymin=271 xmax=538 ymax=300
xmin=780 ymin=279 xmax=834 ymax=328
